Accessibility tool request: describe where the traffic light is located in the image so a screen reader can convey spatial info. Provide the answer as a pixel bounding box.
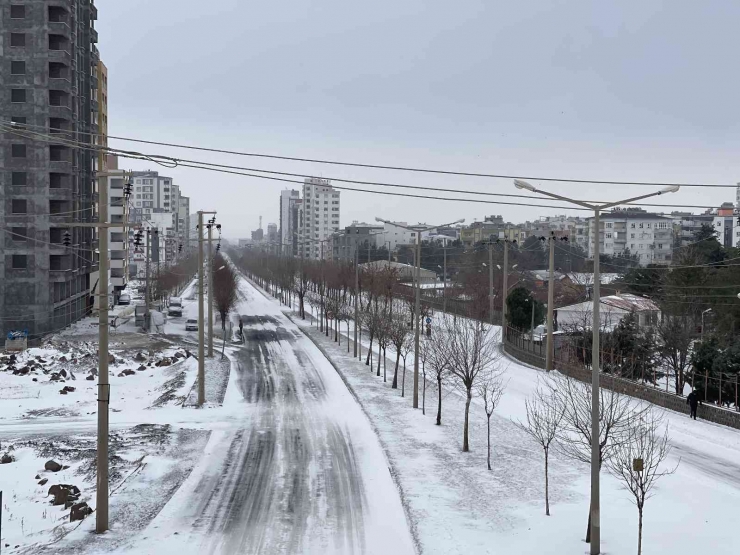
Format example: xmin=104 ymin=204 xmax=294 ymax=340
xmin=62 ymin=231 xmax=71 ymax=247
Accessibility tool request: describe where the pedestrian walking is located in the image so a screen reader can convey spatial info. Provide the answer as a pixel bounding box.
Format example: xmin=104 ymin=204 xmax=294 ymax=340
xmin=687 ymin=390 xmax=700 ymax=420
xmin=239 ymin=317 xmax=244 ymax=340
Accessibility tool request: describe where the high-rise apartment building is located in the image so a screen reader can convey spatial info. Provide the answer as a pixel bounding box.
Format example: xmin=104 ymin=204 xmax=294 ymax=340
xmin=279 ymin=189 xmax=300 ymax=253
xmin=178 ymin=195 xmax=190 ymax=253
xmin=588 ymin=208 xmax=673 ymax=266
xmin=1 ymin=0 xmax=100 ymax=337
xmin=299 ymin=178 xmax=340 ymax=259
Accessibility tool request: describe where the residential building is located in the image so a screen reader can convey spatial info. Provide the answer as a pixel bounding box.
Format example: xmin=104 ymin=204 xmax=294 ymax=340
xmin=671 ymin=205 xmax=740 ymax=249
xmin=331 ymin=222 xmax=384 ymax=261
xmin=383 ymin=221 xmax=417 ymax=250
xmin=588 ymin=208 xmax=673 ymax=266
xmin=299 ymin=178 xmax=341 ymax=259
xmin=267 ymin=222 xmax=278 ymax=243
xmin=107 ymin=157 xmax=128 ymax=300
xmin=279 ymin=189 xmax=300 ymax=253
xmin=460 ymin=215 xmax=508 ymax=246
xmin=1 ymin=0 xmax=100 ymax=337
xmin=557 ymin=293 xmax=661 ymax=332
xmin=177 ymin=195 xmax=190 ymax=253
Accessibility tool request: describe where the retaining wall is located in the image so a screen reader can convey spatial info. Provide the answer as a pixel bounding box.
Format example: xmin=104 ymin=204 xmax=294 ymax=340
xmin=504 ymin=338 xmax=740 ymax=431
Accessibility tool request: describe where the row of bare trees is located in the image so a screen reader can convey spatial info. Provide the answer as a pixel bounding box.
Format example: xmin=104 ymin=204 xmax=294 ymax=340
xmin=517 ymin=375 xmax=675 ymax=554
xmin=151 ymin=253 xmax=199 ymax=303
xmin=231 ymin=249 xmax=676 ymax=555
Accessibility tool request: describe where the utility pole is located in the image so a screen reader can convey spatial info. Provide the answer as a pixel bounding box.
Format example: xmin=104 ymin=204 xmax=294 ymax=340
xmin=530 ymin=296 xmax=536 ymax=338
xmin=488 ymin=241 xmax=494 ymax=325
xmin=354 ymin=246 xmax=359 ymax=358
xmin=95 ymin=171 xmax=110 ymax=533
xmin=590 ymin=208 xmax=601 ymax=553
xmin=197 ymin=212 xmax=205 ymax=405
xmin=546 ymin=231 xmax=555 ymax=371
xmin=145 ymin=228 xmax=150 ymax=331
xmin=501 ymin=239 xmax=508 ymax=351
xmin=413 ymin=232 xmax=421 ymax=409
xmin=207 ymin=221 xmax=214 ymax=357
xmin=442 ymin=244 xmax=447 ymax=313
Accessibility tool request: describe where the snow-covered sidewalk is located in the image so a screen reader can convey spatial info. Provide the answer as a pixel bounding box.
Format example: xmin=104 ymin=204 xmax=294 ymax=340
xmin=273 ymin=287 xmax=740 ymax=555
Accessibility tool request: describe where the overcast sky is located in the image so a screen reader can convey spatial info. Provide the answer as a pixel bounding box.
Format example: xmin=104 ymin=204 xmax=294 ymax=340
xmin=95 ymin=0 xmax=740 ymax=238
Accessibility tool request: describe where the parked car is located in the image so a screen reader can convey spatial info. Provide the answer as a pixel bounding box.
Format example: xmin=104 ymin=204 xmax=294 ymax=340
xmin=185 ymin=319 xmax=198 ymax=331
xmin=118 ymin=293 xmax=131 ymax=305
xmin=168 ymin=305 xmax=183 ymax=317
xmin=169 ymin=297 xmax=182 ymax=307
xmin=524 ymin=325 xmax=547 ymax=344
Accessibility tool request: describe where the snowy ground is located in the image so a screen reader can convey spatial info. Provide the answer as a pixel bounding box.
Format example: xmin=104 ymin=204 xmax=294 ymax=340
xmin=270 ymin=283 xmax=740 ymax=555
xmin=0 ymin=280 xmax=233 ymax=554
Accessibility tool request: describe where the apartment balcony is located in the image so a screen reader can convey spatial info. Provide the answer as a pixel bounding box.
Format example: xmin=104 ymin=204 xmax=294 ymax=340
xmin=110 ymin=241 xmax=125 ymax=251
xmin=48 ymin=47 xmax=72 ymax=66
xmin=49 ymin=104 xmax=73 ymax=120
xmin=109 ymin=204 xmax=125 ymax=217
xmin=110 ymin=258 xmax=126 ymax=269
xmin=90 ymin=27 xmax=99 ymax=43
xmin=111 ymin=276 xmax=126 ymax=288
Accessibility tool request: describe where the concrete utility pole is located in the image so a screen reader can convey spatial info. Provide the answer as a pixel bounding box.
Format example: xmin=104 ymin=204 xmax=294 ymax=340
xmin=354 ymin=246 xmax=359 ymax=358
xmin=96 ymin=172 xmax=110 ymax=533
xmin=488 ymin=241 xmax=494 ymax=325
xmin=442 ymin=245 xmax=447 ymax=313
xmin=207 ymin=221 xmax=214 ymax=357
xmin=197 ymin=212 xmax=205 ymax=404
xmin=145 ymin=228 xmax=150 ymax=331
xmin=501 ymin=239 xmax=508 ymax=351
xmin=514 ymin=178 xmax=679 ymax=555
xmin=546 ymin=231 xmax=555 ymax=371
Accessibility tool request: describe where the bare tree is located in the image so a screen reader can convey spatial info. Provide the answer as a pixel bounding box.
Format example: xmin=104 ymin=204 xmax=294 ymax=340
xmin=389 ymin=311 xmax=411 ymax=389
xmin=656 ymin=316 xmax=693 ymax=395
xmin=516 ymin=386 xmax=566 ymax=515
xmin=607 ymin=410 xmax=677 ymax=555
xmin=212 ymin=255 xmax=238 ymax=357
xmin=439 ymin=313 xmax=500 ymax=452
xmin=399 ymin=333 xmax=414 ymax=397
xmin=477 ymin=364 xmax=507 ymax=470
xmin=547 ymin=373 xmax=649 ymax=542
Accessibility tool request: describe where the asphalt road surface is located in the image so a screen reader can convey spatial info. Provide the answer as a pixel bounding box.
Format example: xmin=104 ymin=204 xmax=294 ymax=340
xmin=123 ymin=278 xmax=416 ymax=555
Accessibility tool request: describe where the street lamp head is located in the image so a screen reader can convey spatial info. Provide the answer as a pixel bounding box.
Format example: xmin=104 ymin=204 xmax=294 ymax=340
xmin=512 ymin=264 xmax=518 ymax=269
xmin=514 ymin=179 xmax=536 ymax=192
xmin=455 ymin=218 xmax=466 ymax=225
xmin=375 ymin=217 xmax=385 ymax=223
xmin=660 ymin=185 xmax=680 ymax=194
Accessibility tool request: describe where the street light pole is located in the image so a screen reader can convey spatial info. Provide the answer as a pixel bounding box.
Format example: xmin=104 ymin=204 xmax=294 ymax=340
xmin=442 ymin=245 xmax=447 ymax=313
xmin=354 ymin=246 xmax=359 ymax=359
xmin=488 ymin=241 xmax=494 ymax=325
xmin=502 ymin=239 xmax=508 ymax=350
xmin=375 ymin=217 xmax=464 ymax=409
xmin=207 ymin=221 xmax=214 ymax=357
xmin=514 ymin=179 xmax=679 ymax=555
xmin=546 ymin=231 xmax=555 ymax=371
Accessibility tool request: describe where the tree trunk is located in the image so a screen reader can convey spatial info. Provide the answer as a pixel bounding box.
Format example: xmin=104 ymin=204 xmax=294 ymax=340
xmin=463 ymin=390 xmax=472 ymax=452
xmin=392 ymin=352 xmax=400 ymax=388
xmin=486 ymin=415 xmax=491 ymax=470
xmin=402 ymin=361 xmax=406 ymax=397
xmin=347 ymin=321 xmax=351 ymax=353
xmin=545 ymin=448 xmax=550 ymax=516
xmin=377 ymin=342 xmax=382 ymax=377
xmin=586 ymin=506 xmax=591 ymax=543
xmin=366 ymin=332 xmax=374 ymax=366
xmin=383 ymin=347 xmax=387 ymax=382
xmin=436 ymin=375 xmax=443 ymax=425
xmin=638 ymin=507 xmax=643 ymax=555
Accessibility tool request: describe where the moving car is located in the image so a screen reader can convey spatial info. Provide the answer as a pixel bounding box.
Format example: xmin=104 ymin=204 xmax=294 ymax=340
xmin=118 ymin=293 xmax=131 ymax=305
xmin=168 ymin=305 xmax=183 ymax=317
xmin=169 ymin=297 xmax=182 ymax=307
xmin=185 ymin=319 xmax=198 ymax=331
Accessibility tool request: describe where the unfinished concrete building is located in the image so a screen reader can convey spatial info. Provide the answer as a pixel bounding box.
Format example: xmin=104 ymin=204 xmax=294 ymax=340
xmin=1 ymin=0 xmax=100 ymax=338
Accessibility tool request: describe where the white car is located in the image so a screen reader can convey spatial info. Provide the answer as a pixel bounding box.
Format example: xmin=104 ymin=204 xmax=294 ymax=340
xmin=118 ymin=293 xmax=131 ymax=305
xmin=185 ymin=319 xmax=198 ymax=331
xmin=168 ymin=305 xmax=183 ymax=317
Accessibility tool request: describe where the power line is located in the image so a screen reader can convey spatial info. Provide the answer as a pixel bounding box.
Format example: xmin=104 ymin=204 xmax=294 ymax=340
xmin=3 ymin=120 xmax=733 ymax=188
xmin=3 ymin=122 xmax=736 ymax=211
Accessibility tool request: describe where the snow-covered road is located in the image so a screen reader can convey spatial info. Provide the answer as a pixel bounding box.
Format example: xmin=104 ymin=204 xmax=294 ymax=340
xmin=119 ymin=277 xmax=416 ymax=555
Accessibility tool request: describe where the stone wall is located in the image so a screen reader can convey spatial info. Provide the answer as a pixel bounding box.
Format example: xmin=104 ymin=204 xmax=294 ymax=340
xmin=504 ymin=338 xmax=740 ymax=431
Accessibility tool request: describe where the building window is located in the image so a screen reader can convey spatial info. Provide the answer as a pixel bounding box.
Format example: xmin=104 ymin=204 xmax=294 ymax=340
xmin=135 ymin=202 xmax=141 ymax=207
xmin=11 ymin=199 xmax=27 ymax=214
xmin=631 ymin=223 xmax=636 ymax=229
xmin=630 ymin=233 xmax=635 ymax=238
xmin=605 ymin=233 xmax=612 ymax=239
xmin=606 ymin=222 xmax=613 ymax=228
xmin=639 ymin=244 xmax=644 ymax=249
xmin=11 ymin=89 xmax=26 ymax=103
xmin=10 ymin=227 xmax=27 ymax=242
xmin=10 ymin=4 xmax=26 ymax=18
xmin=639 ymin=223 xmax=643 ymax=228
xmin=646 ymin=223 xmax=651 ymax=228
xmin=630 ymin=244 xmax=635 ymax=249
xmin=658 ymin=244 xmax=663 ymax=249
xmin=11 ymin=144 xmax=27 ymax=158
xmin=10 ymin=33 xmax=26 ymax=47
xmin=136 ymin=179 xmax=142 ymax=184
xmin=11 ymin=61 xmax=26 ymax=75
xmin=11 ymin=116 xmax=26 ymax=127
xmin=11 ymin=172 xmax=27 ymax=186
xmin=12 ymin=255 xmax=27 ymax=269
